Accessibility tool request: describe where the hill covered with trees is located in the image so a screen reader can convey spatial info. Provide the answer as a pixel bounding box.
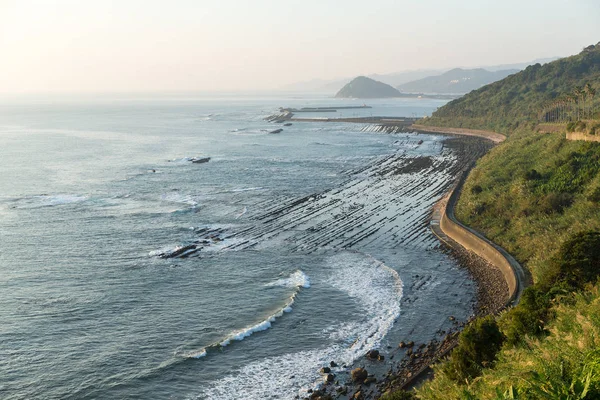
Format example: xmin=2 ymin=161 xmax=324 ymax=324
xmin=423 ymin=43 xmax=600 ymax=134
xmin=335 ymin=76 xmax=401 ymax=98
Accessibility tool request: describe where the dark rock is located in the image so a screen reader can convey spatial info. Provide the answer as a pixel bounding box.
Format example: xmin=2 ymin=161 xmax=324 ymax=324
xmin=325 ymin=373 xmax=335 ymax=383
xmin=377 ymin=355 xmax=385 ymax=361
xmin=353 ymin=391 xmax=363 ymax=400
xmin=284 ymin=123 xmax=293 ymax=126
xmin=351 ymin=367 xmax=368 ymax=383
xmin=399 ymin=341 xmax=406 ymax=348
xmin=364 ymin=376 xmax=376 ymax=385
xmin=449 ymin=315 xmax=456 ymax=321
xmin=190 ymin=157 xmax=210 ymax=164
xmin=366 ymin=349 xmax=379 ymax=359
xmin=269 ymin=129 xmax=283 ymax=134
xmin=407 ymin=341 xmax=414 ymax=347
xmin=320 ymin=367 xmax=331 ymax=374
xmin=330 ymin=361 xmax=337 ymax=368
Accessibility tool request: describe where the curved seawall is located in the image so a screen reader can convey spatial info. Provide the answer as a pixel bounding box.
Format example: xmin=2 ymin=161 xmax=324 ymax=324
xmin=432 ymin=174 xmax=526 ymax=306
xmin=412 ymin=124 xmax=525 ymax=306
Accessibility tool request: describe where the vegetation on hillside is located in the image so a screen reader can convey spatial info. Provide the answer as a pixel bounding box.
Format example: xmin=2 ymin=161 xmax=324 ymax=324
xmin=422 ymin=43 xmax=600 ymax=134
xmin=335 ymin=76 xmax=401 ymax=98
xmin=380 ymin=44 xmax=600 ymax=399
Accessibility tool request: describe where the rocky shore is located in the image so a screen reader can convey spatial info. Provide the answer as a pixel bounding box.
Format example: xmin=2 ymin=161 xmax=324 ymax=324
xmin=305 ymin=242 xmax=509 ymax=400
xmin=301 ymin=134 xmax=513 ymax=400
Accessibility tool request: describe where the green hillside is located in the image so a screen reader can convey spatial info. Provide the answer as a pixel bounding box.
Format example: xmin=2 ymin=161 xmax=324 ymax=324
xmin=335 ymin=76 xmax=401 ymax=98
xmin=423 ymin=43 xmax=600 ymax=134
xmin=381 ymin=44 xmax=600 ymax=400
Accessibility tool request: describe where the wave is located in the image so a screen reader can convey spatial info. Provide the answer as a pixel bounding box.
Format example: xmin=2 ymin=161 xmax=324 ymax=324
xmin=6 ymin=194 xmax=89 ymax=209
xmin=196 ymin=252 xmax=403 ymax=399
xmin=265 ymin=270 xmax=311 ymax=289
xmin=180 ymin=270 xmax=310 ymax=359
xmin=160 ymin=192 xmax=199 ymax=207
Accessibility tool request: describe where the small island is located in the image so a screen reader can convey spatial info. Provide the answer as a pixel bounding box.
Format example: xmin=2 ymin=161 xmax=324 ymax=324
xmin=335 ymin=76 xmax=402 ymax=98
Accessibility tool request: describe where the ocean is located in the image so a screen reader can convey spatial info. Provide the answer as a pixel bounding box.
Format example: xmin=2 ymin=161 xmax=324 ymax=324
xmin=0 ymin=93 xmax=477 ymax=399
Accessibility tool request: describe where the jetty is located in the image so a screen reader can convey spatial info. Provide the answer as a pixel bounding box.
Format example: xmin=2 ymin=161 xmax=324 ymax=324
xmin=265 ymin=108 xmax=419 ymax=128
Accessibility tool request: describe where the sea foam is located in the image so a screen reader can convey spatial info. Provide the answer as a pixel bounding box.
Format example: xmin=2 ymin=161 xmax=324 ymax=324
xmin=182 ymin=270 xmax=310 ymax=357
xmin=196 ymin=252 xmax=403 ymax=400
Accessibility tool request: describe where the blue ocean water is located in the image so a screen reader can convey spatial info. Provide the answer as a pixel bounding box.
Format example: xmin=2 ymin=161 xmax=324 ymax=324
xmin=0 ymin=93 xmax=476 ymax=399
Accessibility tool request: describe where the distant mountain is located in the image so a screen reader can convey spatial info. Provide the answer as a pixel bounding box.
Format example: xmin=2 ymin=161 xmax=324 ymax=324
xmin=280 ymin=58 xmax=561 ymax=93
xmin=282 ymin=70 xmax=445 ymax=93
xmin=335 ymin=76 xmax=402 ymax=98
xmin=397 ymin=68 xmax=519 ymax=94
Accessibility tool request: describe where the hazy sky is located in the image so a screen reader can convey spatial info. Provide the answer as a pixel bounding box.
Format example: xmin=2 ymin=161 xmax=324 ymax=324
xmin=1 ymin=0 xmax=599 ymax=93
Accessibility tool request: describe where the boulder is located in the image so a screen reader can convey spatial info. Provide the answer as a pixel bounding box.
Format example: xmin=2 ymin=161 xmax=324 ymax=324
xmin=364 ymin=376 xmax=377 ymax=385
xmin=325 ymin=373 xmax=335 ymax=383
xmin=320 ymin=367 xmax=331 ymax=374
xmin=351 ymin=367 xmax=368 ymax=383
xmin=366 ymin=349 xmax=379 ymax=359
xmin=330 ymin=361 xmax=338 ymax=368
xmin=269 ymin=128 xmax=283 ymax=134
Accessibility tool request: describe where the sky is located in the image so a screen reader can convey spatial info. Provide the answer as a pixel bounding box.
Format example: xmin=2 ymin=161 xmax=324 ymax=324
xmin=1 ymin=0 xmax=599 ymax=93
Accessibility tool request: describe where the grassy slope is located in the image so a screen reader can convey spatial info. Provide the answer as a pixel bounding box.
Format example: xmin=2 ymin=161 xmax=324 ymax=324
xmin=455 ymin=130 xmax=600 ymax=282
xmin=419 ymin=285 xmax=600 ymax=399
xmin=383 ymin=45 xmax=600 ymax=399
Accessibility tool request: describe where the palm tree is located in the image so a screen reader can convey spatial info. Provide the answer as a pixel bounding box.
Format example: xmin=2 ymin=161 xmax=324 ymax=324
xmin=574 ymin=86 xmax=584 ymax=120
xmin=585 ymin=83 xmax=595 ymax=119
xmin=590 ymin=87 xmax=597 ymax=119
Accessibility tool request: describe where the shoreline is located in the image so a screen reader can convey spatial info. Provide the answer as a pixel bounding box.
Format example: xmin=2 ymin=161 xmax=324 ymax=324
xmin=314 ymin=126 xmax=524 ymax=400
xmin=379 ymin=127 xmax=526 ymax=396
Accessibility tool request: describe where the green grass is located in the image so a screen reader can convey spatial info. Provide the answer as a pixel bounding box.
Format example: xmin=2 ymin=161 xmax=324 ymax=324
xmin=454 ymin=130 xmax=600 ymax=282
xmin=417 ymin=285 xmax=600 ymax=399
xmin=377 ymin=44 xmax=600 ymax=400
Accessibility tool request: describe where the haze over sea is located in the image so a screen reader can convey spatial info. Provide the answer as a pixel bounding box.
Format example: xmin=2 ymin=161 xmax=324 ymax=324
xmin=0 ymin=93 xmax=477 ymax=399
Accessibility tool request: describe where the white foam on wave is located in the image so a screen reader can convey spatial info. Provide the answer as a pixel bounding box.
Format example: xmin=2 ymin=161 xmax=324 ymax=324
xmin=265 ymin=270 xmax=311 ymax=289
xmin=181 ymin=271 xmax=310 ymax=359
xmin=196 ymin=252 xmax=403 ymax=400
xmin=160 ymin=192 xmax=199 ymax=207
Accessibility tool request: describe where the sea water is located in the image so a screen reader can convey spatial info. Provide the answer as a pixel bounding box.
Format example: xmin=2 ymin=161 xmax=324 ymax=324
xmin=0 ymin=93 xmax=476 ymax=399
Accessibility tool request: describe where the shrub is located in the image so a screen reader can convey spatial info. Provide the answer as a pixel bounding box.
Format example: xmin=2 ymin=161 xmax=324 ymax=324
xmin=442 ymin=316 xmax=505 ymax=382
xmin=524 ymin=169 xmax=542 ymax=180
xmin=500 ymin=287 xmax=551 ymax=345
xmin=471 ymin=184 xmax=483 ymax=194
xmin=541 ymin=192 xmax=574 ymax=214
xmin=588 ymin=186 xmax=600 ymax=202
xmin=379 ymin=390 xmax=417 ymax=400
xmin=540 ymin=231 xmax=600 ymax=291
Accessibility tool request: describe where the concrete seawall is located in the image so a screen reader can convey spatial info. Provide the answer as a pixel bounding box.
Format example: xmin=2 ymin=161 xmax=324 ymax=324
xmin=417 ymin=125 xmax=525 ymax=307
xmin=433 ymin=174 xmax=526 ymax=306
